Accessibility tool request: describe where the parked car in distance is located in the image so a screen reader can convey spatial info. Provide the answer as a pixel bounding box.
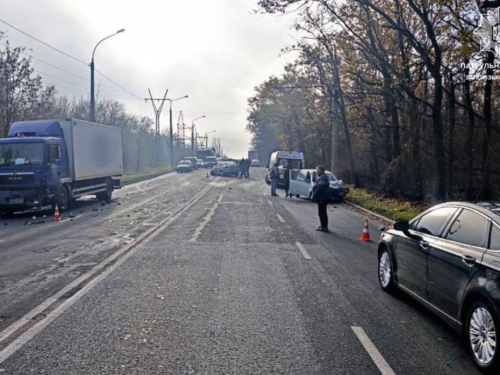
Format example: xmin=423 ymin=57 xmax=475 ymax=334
xmin=184 ymin=157 xmax=198 ymax=170
xmin=176 ymin=160 xmax=193 ymax=173
xmin=197 ymin=159 xmax=204 ymax=168
xmin=378 ymin=202 xmax=500 ymax=372
xmin=288 ymin=169 xmax=348 ymax=202
xmin=210 ymin=161 xmax=239 ymax=177
xmin=204 ymin=156 xmax=217 ymax=168
xmin=251 ymin=159 xmax=261 ymax=167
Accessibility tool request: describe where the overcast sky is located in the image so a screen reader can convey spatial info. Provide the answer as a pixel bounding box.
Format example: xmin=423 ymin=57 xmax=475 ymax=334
xmin=0 ymin=0 xmax=298 ymax=158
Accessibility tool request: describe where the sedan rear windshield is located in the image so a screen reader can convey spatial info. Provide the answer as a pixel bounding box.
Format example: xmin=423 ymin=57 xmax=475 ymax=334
xmin=0 ymin=143 xmax=44 ymax=166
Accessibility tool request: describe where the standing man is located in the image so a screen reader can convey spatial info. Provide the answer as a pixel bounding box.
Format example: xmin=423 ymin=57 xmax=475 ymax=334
xmin=245 ymin=159 xmax=250 ymax=178
xmin=312 ymin=165 xmax=330 ymax=232
xmin=239 ymin=158 xmax=246 ymax=179
xmin=270 ymin=162 xmax=279 ymax=196
xmin=284 ymin=167 xmax=291 ymax=198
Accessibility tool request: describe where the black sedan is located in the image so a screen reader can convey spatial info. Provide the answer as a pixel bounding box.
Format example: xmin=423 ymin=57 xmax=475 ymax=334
xmin=378 ymin=202 xmax=500 ymax=372
xmin=210 ymin=162 xmax=239 ymax=177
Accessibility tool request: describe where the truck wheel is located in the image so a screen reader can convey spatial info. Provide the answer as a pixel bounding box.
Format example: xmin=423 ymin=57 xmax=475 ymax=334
xmin=97 ymin=179 xmax=113 ymax=201
xmin=0 ymin=209 xmax=14 ymax=218
xmin=54 ymin=186 xmax=70 ymax=213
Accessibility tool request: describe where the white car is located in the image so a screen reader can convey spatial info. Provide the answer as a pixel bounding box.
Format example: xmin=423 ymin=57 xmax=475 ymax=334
xmin=251 ymin=159 xmax=261 ymax=167
xmin=288 ymin=169 xmax=349 ymax=202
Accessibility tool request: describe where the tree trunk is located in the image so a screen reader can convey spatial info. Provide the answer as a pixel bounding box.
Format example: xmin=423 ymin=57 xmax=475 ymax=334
xmin=433 ymin=72 xmax=446 ymax=201
xmin=447 ymin=79 xmax=455 ymax=199
xmin=479 ymin=51 xmax=493 ymax=200
xmin=464 ymin=61 xmax=475 ymax=200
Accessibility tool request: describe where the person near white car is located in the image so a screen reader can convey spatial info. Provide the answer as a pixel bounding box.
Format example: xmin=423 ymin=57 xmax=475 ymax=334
xmin=311 ymin=165 xmax=330 ymax=232
xmin=270 ymin=163 xmax=279 ymax=196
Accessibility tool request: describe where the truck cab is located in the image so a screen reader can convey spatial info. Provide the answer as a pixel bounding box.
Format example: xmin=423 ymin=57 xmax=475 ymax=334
xmin=0 ymin=125 xmax=70 ymax=214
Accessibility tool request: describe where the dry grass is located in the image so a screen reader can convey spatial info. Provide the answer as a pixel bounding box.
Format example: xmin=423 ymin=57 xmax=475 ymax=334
xmin=346 ymin=186 xmax=430 ymax=222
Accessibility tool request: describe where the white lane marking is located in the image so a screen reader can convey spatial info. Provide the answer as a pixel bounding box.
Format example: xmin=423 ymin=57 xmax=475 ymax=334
xmin=351 ymin=327 xmax=396 ymax=375
xmin=189 ymin=194 xmax=223 ymax=242
xmin=276 ymin=213 xmax=285 ymax=223
xmin=0 ymin=179 xmax=218 ymax=361
xmin=295 ymin=242 xmax=312 ymax=260
xmin=267 ymin=199 xmax=273 ymax=207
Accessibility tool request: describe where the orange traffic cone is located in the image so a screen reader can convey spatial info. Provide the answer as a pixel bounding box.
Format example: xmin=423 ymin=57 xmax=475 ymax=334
xmin=53 ymin=204 xmax=61 ymax=222
xmin=359 ymin=218 xmax=372 ymax=242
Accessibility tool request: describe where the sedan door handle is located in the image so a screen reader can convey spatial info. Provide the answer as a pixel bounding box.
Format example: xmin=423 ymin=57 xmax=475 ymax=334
xmin=462 ymin=255 xmax=476 ymax=267
xmin=420 ymin=241 xmax=430 ymax=250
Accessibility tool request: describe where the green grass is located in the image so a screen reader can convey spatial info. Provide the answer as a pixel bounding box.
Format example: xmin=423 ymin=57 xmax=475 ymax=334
xmin=121 ymin=165 xmax=172 ymax=186
xmin=346 ymin=186 xmax=429 ymax=222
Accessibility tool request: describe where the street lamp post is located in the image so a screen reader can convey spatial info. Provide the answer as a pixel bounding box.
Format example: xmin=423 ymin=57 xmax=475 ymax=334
xmin=205 ymin=130 xmax=216 ymax=149
xmin=191 ymin=116 xmax=206 ymax=155
xmin=90 ymin=29 xmax=125 ymax=122
xmin=167 ymin=96 xmax=189 ymax=168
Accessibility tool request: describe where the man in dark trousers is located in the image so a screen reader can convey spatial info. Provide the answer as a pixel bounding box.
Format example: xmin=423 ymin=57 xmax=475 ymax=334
xmin=312 ymin=165 xmax=330 ymax=232
xmin=270 ymin=162 xmax=279 ymax=196
xmin=245 ymin=159 xmax=250 ymax=178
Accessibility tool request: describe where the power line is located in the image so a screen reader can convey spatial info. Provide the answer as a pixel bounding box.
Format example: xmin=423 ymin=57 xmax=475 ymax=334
xmin=0 ymin=40 xmax=88 ymax=81
xmin=0 ymin=19 xmax=143 ymax=100
xmin=1 ymin=40 xmax=142 ymax=99
xmin=95 ymin=69 xmax=144 ymax=100
xmin=49 ymin=81 xmax=145 ymax=102
xmin=35 ymin=69 xmax=140 ymax=100
xmin=0 ymin=18 xmax=87 ymax=65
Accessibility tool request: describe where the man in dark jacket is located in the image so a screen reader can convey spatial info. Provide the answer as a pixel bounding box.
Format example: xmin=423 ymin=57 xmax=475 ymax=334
xmin=270 ymin=162 xmax=279 ymax=196
xmin=245 ymin=159 xmax=250 ymax=178
xmin=311 ymin=165 xmax=330 ymax=232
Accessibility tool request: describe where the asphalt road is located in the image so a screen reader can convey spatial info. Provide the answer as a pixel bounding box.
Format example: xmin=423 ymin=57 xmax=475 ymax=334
xmin=0 ymin=168 xmax=483 ymax=374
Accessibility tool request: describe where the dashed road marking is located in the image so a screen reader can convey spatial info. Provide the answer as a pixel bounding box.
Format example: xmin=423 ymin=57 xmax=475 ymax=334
xmin=351 ymin=326 xmax=396 ymax=375
xmin=267 ymin=199 xmax=274 ymax=207
xmin=276 ymin=213 xmax=285 ymax=223
xmin=295 ymin=242 xmax=312 ymax=260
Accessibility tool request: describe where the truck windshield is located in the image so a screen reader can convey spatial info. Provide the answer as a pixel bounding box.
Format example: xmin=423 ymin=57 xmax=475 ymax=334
xmin=0 ymin=143 xmax=44 ymax=166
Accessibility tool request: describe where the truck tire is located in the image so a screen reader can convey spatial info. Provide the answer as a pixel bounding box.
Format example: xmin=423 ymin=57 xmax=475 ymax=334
xmin=0 ymin=209 xmax=14 ymax=218
xmin=53 ymin=185 xmax=70 ymax=213
xmin=97 ymin=179 xmax=113 ymax=201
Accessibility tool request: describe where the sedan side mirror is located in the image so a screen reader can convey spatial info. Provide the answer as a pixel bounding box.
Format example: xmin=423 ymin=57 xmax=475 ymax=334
xmin=393 ymin=220 xmax=409 ymax=232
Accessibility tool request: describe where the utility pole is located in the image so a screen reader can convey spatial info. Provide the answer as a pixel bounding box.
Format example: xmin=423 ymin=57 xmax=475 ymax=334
xmin=145 ymin=89 xmax=169 ymax=137
xmin=144 ymin=89 xmax=168 ymax=166
xmin=190 ymin=116 xmax=206 ymax=156
xmin=191 ymin=123 xmax=196 ymax=155
xmin=165 ymin=95 xmax=188 ymax=168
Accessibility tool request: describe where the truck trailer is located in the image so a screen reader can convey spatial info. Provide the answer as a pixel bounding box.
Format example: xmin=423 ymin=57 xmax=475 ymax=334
xmin=0 ymin=119 xmax=123 ymax=216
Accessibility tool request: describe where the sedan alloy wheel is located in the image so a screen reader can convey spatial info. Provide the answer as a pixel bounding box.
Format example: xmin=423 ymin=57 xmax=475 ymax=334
xmin=378 ymin=249 xmax=395 ymax=292
xmin=469 ymin=306 xmax=497 ymax=366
